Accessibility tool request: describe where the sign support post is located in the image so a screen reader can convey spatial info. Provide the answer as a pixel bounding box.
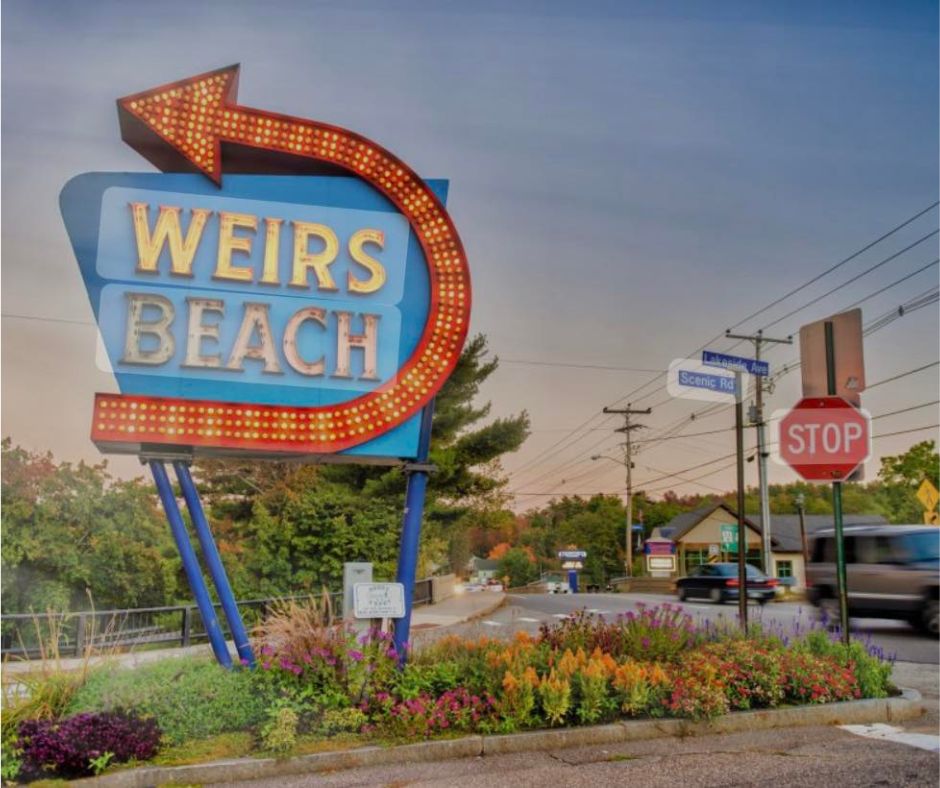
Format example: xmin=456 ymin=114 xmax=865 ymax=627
xmin=392 ymin=401 xmax=436 ymax=664
xmin=174 ymin=462 xmax=254 ymax=666
xmin=734 ymin=371 xmax=748 ymax=630
xmin=150 ymin=461 xmax=232 ymax=668
xmin=825 ymin=321 xmax=851 ymax=646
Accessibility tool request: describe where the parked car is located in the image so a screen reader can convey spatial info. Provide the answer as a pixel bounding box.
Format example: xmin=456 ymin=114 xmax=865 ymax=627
xmin=806 ymin=525 xmax=939 ymax=636
xmin=676 ymin=563 xmax=777 ymax=605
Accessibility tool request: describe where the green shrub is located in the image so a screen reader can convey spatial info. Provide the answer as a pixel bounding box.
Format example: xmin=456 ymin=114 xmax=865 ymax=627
xmin=393 ymin=661 xmax=462 ymax=700
xmin=260 ymin=706 xmax=298 ymax=755
xmin=69 ymin=657 xmax=266 ymax=744
xmin=795 ymin=631 xmax=892 ymax=699
xmin=319 ymin=707 xmax=367 ymax=735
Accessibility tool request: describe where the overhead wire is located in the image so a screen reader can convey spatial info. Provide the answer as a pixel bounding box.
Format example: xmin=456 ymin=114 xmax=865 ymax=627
xmin=508 ymin=203 xmax=938 ymax=485
xmin=510 ymin=286 xmax=938 ymax=496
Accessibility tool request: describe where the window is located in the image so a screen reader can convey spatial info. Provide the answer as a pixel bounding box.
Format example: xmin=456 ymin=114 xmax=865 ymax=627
xmin=683 ymin=549 xmax=709 ymax=573
xmin=776 ymin=560 xmax=793 ymax=578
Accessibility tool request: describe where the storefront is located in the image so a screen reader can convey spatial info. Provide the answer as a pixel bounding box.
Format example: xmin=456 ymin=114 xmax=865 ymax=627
xmin=659 ymin=503 xmax=764 ymax=575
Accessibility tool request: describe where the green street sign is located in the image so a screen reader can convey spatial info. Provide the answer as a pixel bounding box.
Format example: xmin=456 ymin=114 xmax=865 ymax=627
xmin=720 ymin=524 xmax=738 ymax=551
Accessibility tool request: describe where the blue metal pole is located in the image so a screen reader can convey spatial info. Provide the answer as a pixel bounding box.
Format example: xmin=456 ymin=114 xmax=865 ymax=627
xmin=173 ymin=461 xmax=255 ymax=667
xmin=392 ymin=401 xmax=435 ymax=664
xmin=150 ymin=461 xmax=232 ymax=668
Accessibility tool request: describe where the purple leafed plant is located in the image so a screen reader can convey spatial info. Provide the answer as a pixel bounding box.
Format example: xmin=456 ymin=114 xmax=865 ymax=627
xmin=17 ymin=711 xmax=161 ymax=779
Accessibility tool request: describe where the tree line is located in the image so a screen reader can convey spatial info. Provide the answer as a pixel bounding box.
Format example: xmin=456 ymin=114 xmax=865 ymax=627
xmin=2 ymin=334 xmax=936 ymax=611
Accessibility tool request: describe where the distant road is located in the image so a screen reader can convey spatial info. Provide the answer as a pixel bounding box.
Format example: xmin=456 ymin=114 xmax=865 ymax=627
xmin=439 ymin=592 xmax=939 ymax=665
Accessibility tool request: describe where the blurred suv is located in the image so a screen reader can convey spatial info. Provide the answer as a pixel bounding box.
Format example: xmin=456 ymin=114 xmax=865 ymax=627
xmin=806 ymin=525 xmax=939 ymax=636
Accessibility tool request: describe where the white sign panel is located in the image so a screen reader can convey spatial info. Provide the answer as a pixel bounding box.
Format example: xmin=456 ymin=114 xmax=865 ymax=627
xmin=667 ymin=358 xmax=745 ymax=403
xmin=353 ymin=582 xmax=406 ymax=619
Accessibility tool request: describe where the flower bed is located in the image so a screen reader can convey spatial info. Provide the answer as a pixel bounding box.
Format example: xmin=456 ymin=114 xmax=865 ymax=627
xmin=3 ymin=604 xmax=894 ymax=782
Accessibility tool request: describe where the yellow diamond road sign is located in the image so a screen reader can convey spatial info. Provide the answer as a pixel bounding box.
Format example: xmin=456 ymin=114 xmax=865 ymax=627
xmin=916 ymin=479 xmax=939 ymax=513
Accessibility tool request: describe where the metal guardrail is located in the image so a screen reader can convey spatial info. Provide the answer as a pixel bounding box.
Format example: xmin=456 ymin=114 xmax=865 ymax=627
xmin=1 ymin=578 xmax=440 ymax=660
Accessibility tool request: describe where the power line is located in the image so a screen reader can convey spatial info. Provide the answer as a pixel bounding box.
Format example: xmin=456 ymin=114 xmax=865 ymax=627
xmin=512 ymin=361 xmax=940 ymax=498
xmin=2 ymin=313 xmax=95 ymax=326
xmin=511 ymin=422 xmax=938 ymax=497
xmin=757 ymin=230 xmax=937 ymax=332
xmin=872 ymin=401 xmax=940 ymax=420
xmin=609 ymin=202 xmax=940 ymax=410
xmin=509 ymin=205 xmax=938 ymax=484
xmin=501 ymin=359 xmax=662 ymax=373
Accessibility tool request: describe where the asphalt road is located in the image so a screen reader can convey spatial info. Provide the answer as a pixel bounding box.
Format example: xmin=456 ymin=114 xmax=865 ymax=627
xmin=428 ymin=591 xmax=940 ymax=665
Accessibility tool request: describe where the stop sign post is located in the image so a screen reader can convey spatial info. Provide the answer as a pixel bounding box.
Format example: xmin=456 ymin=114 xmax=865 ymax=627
xmin=779 ymin=397 xmax=872 ymax=482
xmin=776 ymin=394 xmax=871 ymax=648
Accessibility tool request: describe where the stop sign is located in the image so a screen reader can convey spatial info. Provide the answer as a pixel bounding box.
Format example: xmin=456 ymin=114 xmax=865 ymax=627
xmin=778 ymin=396 xmax=871 ymax=481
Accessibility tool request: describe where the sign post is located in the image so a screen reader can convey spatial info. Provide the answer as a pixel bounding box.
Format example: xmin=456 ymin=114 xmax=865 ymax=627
xmin=734 ymin=371 xmax=748 ymax=630
xmin=61 ymin=66 xmax=472 ymax=667
xmin=776 ymin=367 xmax=872 ymax=643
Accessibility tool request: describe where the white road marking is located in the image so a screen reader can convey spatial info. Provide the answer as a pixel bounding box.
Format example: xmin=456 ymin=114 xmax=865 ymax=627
xmin=840 ymin=723 xmax=940 ymax=753
xmin=481 ymin=620 xmax=502 ymax=627
xmin=516 ymin=617 xmax=540 ymax=623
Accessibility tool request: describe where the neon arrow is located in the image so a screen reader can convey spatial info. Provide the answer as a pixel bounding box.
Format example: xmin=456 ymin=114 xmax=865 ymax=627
xmin=98 ymin=65 xmax=471 ymax=456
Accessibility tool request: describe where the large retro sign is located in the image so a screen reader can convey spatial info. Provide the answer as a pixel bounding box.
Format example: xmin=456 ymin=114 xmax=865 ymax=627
xmin=60 ymin=65 xmax=471 ymax=461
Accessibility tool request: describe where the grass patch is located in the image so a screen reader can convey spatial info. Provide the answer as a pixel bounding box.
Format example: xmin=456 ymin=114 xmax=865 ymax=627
xmin=69 ymin=656 xmax=266 ymax=744
xmin=151 ymin=732 xmax=255 ymax=766
xmin=605 ymin=753 xmax=637 ymax=762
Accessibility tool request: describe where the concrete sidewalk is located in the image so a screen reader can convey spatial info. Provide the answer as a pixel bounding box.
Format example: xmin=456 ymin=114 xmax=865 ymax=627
xmin=1 ymin=592 xmax=505 ymax=676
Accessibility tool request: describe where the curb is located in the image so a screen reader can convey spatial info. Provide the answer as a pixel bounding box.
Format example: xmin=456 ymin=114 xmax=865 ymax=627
xmin=80 ymin=689 xmax=924 ymax=787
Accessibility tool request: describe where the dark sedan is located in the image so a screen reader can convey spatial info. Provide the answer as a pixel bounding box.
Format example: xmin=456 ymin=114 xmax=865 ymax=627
xmin=676 ymin=563 xmax=778 ymax=605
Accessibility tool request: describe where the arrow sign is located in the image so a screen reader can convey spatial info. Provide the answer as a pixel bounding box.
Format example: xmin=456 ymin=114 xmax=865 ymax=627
xmin=96 ymin=65 xmax=472 ymax=456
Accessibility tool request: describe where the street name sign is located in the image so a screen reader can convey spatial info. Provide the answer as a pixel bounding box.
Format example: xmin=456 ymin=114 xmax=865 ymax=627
xmin=702 ymin=350 xmax=769 ymax=377
xmin=667 ymin=358 xmax=741 ymax=403
xmin=557 ymin=550 xmax=588 ymax=560
xmin=353 ymin=583 xmax=406 ymax=619
xmin=776 ymin=397 xmax=872 ymax=482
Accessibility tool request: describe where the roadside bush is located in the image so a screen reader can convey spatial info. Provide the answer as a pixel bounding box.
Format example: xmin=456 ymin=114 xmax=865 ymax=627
xmin=69 ymin=657 xmax=265 ymax=744
xmin=699 ymin=640 xmax=785 ymax=710
xmin=17 ymin=711 xmax=160 ymax=780
xmin=795 ymin=630 xmax=892 ymax=699
xmin=259 ymin=706 xmax=298 ymax=755
xmin=538 ymin=604 xmax=700 ymax=662
xmin=371 ymin=688 xmax=495 ymax=739
xmin=779 ymin=650 xmax=860 ymax=704
xmin=250 ymin=624 xmax=400 ymax=713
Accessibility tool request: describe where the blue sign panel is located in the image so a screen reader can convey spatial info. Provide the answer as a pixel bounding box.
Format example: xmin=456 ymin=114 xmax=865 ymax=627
xmin=702 ymin=350 xmax=769 ymax=377
xmin=676 ymin=369 xmax=738 ymax=396
xmin=61 ymin=173 xmax=449 ymax=460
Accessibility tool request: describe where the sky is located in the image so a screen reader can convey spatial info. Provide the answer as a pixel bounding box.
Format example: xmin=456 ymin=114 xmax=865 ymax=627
xmin=2 ymin=0 xmax=938 ymax=507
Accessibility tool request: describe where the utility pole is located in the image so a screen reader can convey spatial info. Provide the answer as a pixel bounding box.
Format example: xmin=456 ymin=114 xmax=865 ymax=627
xmin=724 ymin=329 xmax=792 ymax=575
xmin=603 ymin=404 xmax=651 ymax=578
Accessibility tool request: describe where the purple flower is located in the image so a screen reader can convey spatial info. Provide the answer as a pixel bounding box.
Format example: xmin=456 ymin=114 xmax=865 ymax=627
xmin=348 ymin=649 xmax=364 ymax=662
xmin=642 ymin=637 xmax=651 ymax=649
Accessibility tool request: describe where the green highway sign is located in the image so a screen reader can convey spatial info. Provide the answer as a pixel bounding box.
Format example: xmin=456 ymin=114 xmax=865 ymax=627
xmin=720 ymin=524 xmax=738 ymax=551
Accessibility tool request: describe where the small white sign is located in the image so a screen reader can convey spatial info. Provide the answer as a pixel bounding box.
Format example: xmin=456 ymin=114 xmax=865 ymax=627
xmin=667 ymin=358 xmax=746 ymax=403
xmin=353 ymin=582 xmax=406 ymax=619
